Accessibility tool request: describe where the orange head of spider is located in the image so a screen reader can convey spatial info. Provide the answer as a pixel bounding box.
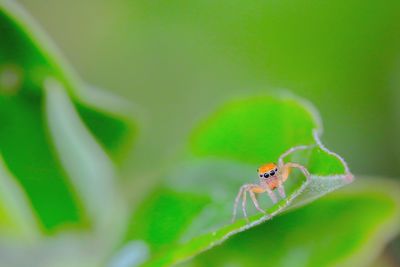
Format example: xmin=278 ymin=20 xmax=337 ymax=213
xmin=257 ymin=163 xmax=278 ymax=179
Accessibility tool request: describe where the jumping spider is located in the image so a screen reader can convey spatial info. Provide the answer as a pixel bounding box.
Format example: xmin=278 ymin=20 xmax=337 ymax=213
xmin=232 ymin=145 xmax=312 ymax=223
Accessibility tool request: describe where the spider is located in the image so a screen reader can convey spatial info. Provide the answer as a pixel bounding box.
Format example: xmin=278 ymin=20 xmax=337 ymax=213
xmin=232 ymin=145 xmax=312 ymax=223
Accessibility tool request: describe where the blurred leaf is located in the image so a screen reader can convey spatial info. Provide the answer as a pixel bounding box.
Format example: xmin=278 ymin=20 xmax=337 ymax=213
xmin=44 ymin=79 xmax=126 ymax=235
xmin=0 ymin=0 xmax=136 ymax=233
xmin=0 ymin=155 xmax=39 ymax=240
xmin=180 ymin=177 xmax=400 ymax=267
xmin=121 ymin=94 xmax=353 ymax=266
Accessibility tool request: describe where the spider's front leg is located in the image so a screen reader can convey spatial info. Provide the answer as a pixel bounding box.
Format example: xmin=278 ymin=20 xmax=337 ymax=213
xmin=232 ymin=185 xmax=246 ymax=223
xmin=232 ymin=184 xmax=270 ymax=223
xmin=284 ymin=162 xmax=311 ymax=182
xmin=276 ymin=162 xmax=311 ymax=199
xmin=232 ymin=184 xmax=255 ymax=223
xmin=276 ymin=145 xmax=311 ymax=199
xmin=276 ymin=163 xmax=291 ymax=199
xmin=248 ymin=188 xmax=266 ymax=215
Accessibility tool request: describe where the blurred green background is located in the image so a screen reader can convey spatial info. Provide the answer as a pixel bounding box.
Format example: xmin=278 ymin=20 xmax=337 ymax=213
xmin=17 ymin=0 xmax=400 ymax=179
xmin=2 ymin=0 xmax=400 ymax=266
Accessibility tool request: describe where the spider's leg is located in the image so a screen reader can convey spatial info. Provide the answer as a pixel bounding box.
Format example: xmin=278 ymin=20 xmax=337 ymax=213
xmin=249 ymin=189 xmax=266 ymax=214
xmin=232 ymin=185 xmax=245 ymax=223
xmin=266 ymin=188 xmax=278 ymax=204
xmin=276 ymin=168 xmax=289 ymax=198
xmin=277 ymin=185 xmax=286 ymax=198
xmin=278 ymin=145 xmax=313 ymax=167
xmin=242 ymin=188 xmax=249 ymax=222
xmin=285 ymin=162 xmax=311 ymax=182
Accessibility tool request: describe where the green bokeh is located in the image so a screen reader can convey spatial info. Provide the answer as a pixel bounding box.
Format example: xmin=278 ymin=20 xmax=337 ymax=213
xmin=17 ymin=0 xmax=400 ymax=177
xmin=0 ymin=9 xmax=84 ymax=230
xmin=0 ymin=1 xmax=137 ymax=232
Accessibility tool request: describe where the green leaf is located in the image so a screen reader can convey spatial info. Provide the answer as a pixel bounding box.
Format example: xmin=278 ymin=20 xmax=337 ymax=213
xmin=44 ymin=79 xmax=127 ymax=235
xmin=120 ymin=94 xmax=353 ymax=266
xmin=190 ymin=95 xmax=319 ymax=164
xmin=0 ymin=155 xmax=39 ymax=240
xmin=180 ymin=178 xmax=400 ymax=267
xmin=0 ymin=0 xmax=136 ymax=233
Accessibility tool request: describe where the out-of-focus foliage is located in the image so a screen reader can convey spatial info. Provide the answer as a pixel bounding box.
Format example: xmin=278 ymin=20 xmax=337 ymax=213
xmin=0 ymin=1 xmax=136 ymax=266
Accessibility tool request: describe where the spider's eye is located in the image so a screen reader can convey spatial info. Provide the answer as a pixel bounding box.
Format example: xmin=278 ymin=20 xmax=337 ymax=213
xmin=259 ymin=174 xmax=263 ymax=178
xmin=275 ymin=168 xmax=278 ymax=172
xmin=270 ymin=170 xmax=275 ymax=176
xmin=264 ymin=173 xmax=269 ymax=178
